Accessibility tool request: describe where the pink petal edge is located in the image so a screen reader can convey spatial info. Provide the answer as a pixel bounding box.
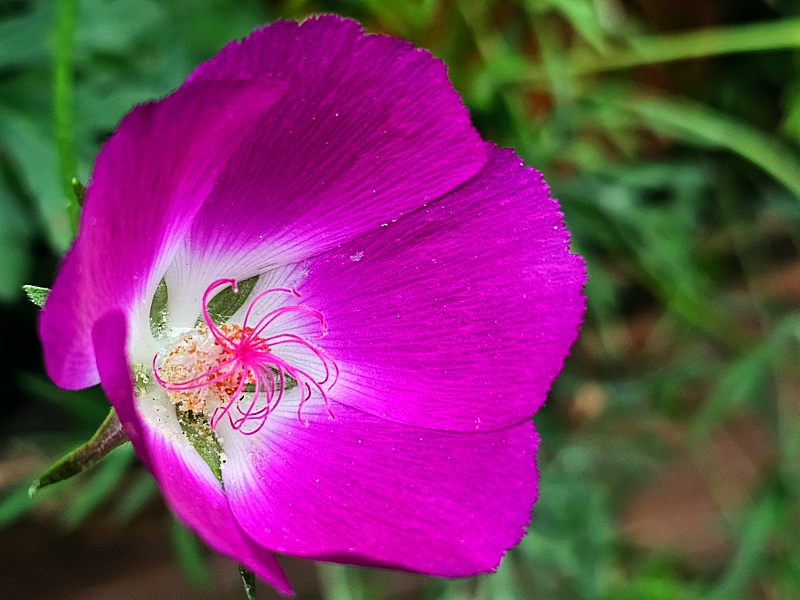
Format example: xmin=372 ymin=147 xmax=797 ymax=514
xmin=219 ymin=396 xmax=539 ymax=576
xmin=163 ymin=15 xmax=487 ymax=314
xmin=40 ymin=75 xmax=286 ymax=389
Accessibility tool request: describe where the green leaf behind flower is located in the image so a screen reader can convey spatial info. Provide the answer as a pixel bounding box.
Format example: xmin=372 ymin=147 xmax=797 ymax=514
xmin=240 ymin=565 xmax=257 ymax=600
xmin=149 ymin=278 xmax=169 ymax=338
xmin=204 ymin=275 xmax=259 ymax=326
xmin=22 ymin=284 xmax=49 ymax=308
xmin=177 ymin=409 xmax=223 ymax=484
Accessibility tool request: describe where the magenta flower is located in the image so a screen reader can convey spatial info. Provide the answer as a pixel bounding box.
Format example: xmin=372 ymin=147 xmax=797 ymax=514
xmin=38 ymin=15 xmax=585 ymax=596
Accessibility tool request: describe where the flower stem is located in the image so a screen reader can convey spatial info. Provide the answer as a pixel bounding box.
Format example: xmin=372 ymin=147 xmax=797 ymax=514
xmin=53 ymin=0 xmax=79 ymax=233
xmin=29 ymin=408 xmax=128 ymax=496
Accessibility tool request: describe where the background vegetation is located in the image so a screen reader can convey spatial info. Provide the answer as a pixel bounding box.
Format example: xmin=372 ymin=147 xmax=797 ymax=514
xmin=1 ymin=0 xmax=800 ymax=598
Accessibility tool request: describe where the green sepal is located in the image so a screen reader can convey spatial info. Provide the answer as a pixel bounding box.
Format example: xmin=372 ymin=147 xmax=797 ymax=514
xmin=204 ymin=275 xmax=259 ymax=326
xmin=239 ymin=564 xmax=257 ymax=600
xmin=149 ymin=278 xmax=169 ymax=338
xmin=23 ymin=285 xmax=50 ymax=308
xmin=177 ymin=409 xmax=223 ymax=484
xmin=29 ymin=408 xmax=128 ymax=497
xmin=71 ymin=177 xmax=85 ymax=206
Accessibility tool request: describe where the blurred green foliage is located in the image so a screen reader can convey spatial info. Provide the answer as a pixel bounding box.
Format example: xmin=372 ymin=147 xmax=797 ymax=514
xmin=2 ymin=0 xmax=800 ymax=598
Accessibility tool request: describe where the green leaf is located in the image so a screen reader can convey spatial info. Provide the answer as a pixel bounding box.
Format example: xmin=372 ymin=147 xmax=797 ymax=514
xmin=240 ymin=565 xmax=257 ymax=600
xmin=54 ymin=0 xmax=79 ymax=232
xmin=71 ymin=177 xmax=85 ymax=205
xmin=782 ymin=82 xmax=800 ymax=142
xmin=149 ymin=278 xmax=169 ymax=338
xmin=361 ymin=0 xmax=436 ymax=38
xmin=0 ymin=106 xmax=72 ymax=251
xmin=0 ymin=175 xmax=32 ymax=302
xmin=609 ymin=559 xmax=705 ymax=600
xmin=615 ymin=94 xmax=800 ymax=197
xmin=546 ymin=0 xmax=608 ymax=53
xmin=709 ymin=492 xmax=780 ymax=600
xmin=476 ymin=555 xmax=523 ymax=600
xmin=76 ymin=0 xmax=166 ymax=55
xmin=204 ymin=275 xmax=259 ymax=326
xmin=0 ymin=482 xmax=35 ymax=528
xmin=0 ymin=3 xmax=52 ymax=70
xmin=19 ymin=373 xmax=109 ymax=425
xmin=693 ymin=344 xmax=774 ymax=434
xmin=112 ymin=470 xmax=158 ymax=524
xmin=177 ymin=410 xmax=223 ymax=484
xmin=22 ymin=285 xmax=50 ymax=308
xmin=171 ymin=518 xmax=210 ymax=590
xmin=318 ymin=563 xmax=370 ymax=600
xmin=693 ymin=316 xmax=800 ymax=434
xmin=62 ymin=443 xmax=136 ymax=529
xmin=30 ymin=408 xmax=128 ymax=497
xmin=74 ymin=80 xmax=165 ymax=134
xmin=520 ymin=17 xmax=800 ymax=84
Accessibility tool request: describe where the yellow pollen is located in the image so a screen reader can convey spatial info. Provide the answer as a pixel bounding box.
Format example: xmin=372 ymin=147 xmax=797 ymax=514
xmin=156 ymin=322 xmax=259 ymax=414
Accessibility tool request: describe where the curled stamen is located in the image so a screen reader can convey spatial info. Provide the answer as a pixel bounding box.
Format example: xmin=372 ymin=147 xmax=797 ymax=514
xmin=265 ymin=334 xmax=338 ymax=386
xmin=209 ymin=367 xmax=248 ymax=430
xmin=201 ymin=279 xmax=240 ymax=350
xmin=247 ymin=304 xmax=328 ymax=342
xmin=241 ymin=287 xmax=300 ymax=332
xmin=153 ymin=278 xmax=337 ymax=434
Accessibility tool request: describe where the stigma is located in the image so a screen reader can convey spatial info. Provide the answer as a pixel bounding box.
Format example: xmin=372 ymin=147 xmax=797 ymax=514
xmin=152 ymin=278 xmax=337 ymax=434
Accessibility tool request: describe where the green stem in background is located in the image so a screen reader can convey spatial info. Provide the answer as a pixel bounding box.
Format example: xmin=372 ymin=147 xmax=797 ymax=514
xmin=53 ymin=0 xmax=79 ymax=233
xmin=521 ymin=17 xmax=800 ymax=84
xmin=618 ymin=95 xmax=800 ymax=198
xmin=239 ymin=565 xmax=257 ymax=600
xmin=528 ymin=12 xmax=571 ymax=111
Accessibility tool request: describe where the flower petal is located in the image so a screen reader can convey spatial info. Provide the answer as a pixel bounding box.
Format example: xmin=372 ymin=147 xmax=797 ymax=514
xmin=144 ymin=425 xmax=293 ymax=596
xmin=41 ymin=77 xmax=286 ymax=389
xmin=220 ymin=397 xmax=538 ymax=576
xmin=92 ymin=312 xmax=151 ymax=466
xmin=237 ymin=146 xmax=585 ymax=431
xmin=91 ymin=312 xmax=293 ymax=595
xmin=163 ymin=16 xmax=486 ymax=318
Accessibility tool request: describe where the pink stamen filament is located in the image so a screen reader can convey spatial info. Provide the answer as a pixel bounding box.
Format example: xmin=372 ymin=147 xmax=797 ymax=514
xmin=154 ymin=278 xmax=337 ymax=434
xmin=246 ymin=305 xmax=328 ymax=342
xmin=151 ymin=353 xmax=239 ymax=391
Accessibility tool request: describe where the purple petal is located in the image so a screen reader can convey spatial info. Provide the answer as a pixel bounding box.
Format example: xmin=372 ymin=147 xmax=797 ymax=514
xmin=92 ymin=312 xmax=151 ymax=466
xmin=254 ymin=146 xmax=585 ymax=431
xmin=145 ymin=427 xmax=293 ymax=596
xmin=221 ymin=398 xmax=538 ymax=575
xmin=92 ymin=312 xmax=293 ymax=596
xmin=40 ymin=77 xmax=286 ymax=389
xmin=163 ymin=16 xmax=486 ymax=308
